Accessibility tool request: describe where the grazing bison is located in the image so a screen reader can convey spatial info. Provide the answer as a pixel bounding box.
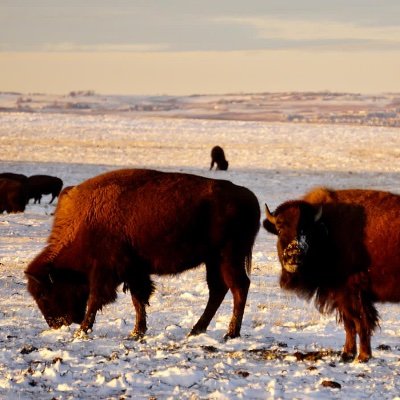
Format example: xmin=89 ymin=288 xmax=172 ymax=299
xmin=25 ymin=169 xmax=260 ymax=339
xmin=263 ymin=188 xmax=400 ymax=362
xmin=27 ymin=175 xmax=63 ymax=204
xmin=210 ymin=146 xmax=229 ymax=171
xmin=0 ymin=178 xmax=28 ymax=213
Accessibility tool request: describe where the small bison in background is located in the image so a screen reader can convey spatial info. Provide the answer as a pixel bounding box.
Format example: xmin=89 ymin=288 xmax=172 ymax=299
xmin=210 ymin=146 xmax=229 ymax=171
xmin=27 ymin=175 xmax=63 ymax=204
xmin=264 ymin=187 xmax=400 ymax=362
xmin=25 ymin=169 xmax=260 ymax=339
xmin=0 ymin=178 xmax=28 ymax=213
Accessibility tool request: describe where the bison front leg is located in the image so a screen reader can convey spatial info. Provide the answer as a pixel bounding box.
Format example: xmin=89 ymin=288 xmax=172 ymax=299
xmin=130 ymin=295 xmax=147 ymax=340
xmin=340 ymin=291 xmax=378 ymax=362
xmin=357 ymin=331 xmax=372 ymax=363
xmin=76 ymin=272 xmax=117 ymax=336
xmin=78 ymin=294 xmax=99 ymax=334
xmin=355 ymin=311 xmax=376 ymax=362
xmin=341 ymin=314 xmax=357 ymax=362
xmin=125 ymin=273 xmax=155 ymax=340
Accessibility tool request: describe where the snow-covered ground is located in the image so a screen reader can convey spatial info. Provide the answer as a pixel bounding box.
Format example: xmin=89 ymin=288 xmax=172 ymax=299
xmin=0 ymin=109 xmax=399 ymax=399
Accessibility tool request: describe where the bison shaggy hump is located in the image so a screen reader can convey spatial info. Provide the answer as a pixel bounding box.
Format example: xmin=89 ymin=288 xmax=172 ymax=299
xmin=26 ymin=169 xmax=260 ymax=340
xmin=264 ymin=187 xmax=400 ymax=362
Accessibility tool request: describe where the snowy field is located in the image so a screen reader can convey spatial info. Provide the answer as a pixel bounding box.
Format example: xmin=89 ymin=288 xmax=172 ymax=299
xmin=0 ymin=109 xmax=399 ymax=399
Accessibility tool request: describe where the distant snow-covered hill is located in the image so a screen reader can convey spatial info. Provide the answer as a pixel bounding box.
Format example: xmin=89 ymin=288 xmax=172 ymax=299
xmin=1 ymin=91 xmax=400 ymax=127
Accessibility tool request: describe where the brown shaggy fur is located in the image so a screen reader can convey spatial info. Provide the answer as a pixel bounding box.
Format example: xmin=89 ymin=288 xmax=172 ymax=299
xmin=26 ymin=169 xmax=260 ymax=339
xmin=264 ymin=187 xmax=400 ymax=362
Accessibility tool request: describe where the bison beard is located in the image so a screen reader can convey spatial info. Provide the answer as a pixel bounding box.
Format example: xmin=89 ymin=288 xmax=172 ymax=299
xmin=25 ymin=169 xmax=260 ymax=340
xmin=264 ymin=187 xmax=400 ymax=362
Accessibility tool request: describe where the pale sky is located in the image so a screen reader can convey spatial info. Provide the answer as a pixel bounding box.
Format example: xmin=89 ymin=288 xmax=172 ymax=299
xmin=1 ymin=0 xmax=400 ymax=95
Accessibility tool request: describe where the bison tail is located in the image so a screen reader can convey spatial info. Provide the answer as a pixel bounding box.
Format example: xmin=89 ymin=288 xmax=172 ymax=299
xmin=244 ymin=252 xmax=253 ymax=277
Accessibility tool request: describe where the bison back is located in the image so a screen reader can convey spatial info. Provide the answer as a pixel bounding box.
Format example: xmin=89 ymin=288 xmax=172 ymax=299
xmin=27 ymin=175 xmax=63 ymax=196
xmin=48 ymin=169 xmax=260 ymax=275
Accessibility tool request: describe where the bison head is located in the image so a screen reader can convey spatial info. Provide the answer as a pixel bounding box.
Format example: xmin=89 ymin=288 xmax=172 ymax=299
xmin=263 ymin=200 xmax=328 ymax=294
xmin=26 ymin=268 xmax=88 ymax=329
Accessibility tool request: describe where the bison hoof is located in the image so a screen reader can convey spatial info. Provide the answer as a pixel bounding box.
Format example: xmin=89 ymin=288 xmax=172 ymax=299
xmin=356 ymin=354 xmax=371 ymax=363
xmin=73 ymin=329 xmax=90 ymax=339
xmin=188 ymin=327 xmax=206 ymax=337
xmin=223 ymin=332 xmax=240 ymax=342
xmin=129 ymin=331 xmax=145 ymax=341
xmin=340 ymin=352 xmax=356 ymax=362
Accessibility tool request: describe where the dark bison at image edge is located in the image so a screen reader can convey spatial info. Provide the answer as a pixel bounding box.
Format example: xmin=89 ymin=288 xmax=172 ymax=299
xmin=25 ymin=169 xmax=260 ymax=339
xmin=0 ymin=172 xmax=28 ymax=183
xmin=0 ymin=178 xmax=28 ymax=213
xmin=264 ymin=187 xmax=400 ymax=362
xmin=210 ymin=145 xmax=229 ymax=171
xmin=27 ymin=175 xmax=63 ymax=204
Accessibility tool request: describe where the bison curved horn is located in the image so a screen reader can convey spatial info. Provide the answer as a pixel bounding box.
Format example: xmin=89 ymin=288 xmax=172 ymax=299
xmin=24 ymin=271 xmax=42 ymax=284
xmin=24 ymin=271 xmax=54 ymax=285
xmin=314 ymin=206 xmax=323 ymax=222
xmin=265 ymin=203 xmax=276 ymax=225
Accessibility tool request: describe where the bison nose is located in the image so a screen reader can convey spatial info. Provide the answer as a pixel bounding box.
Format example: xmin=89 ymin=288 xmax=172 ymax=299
xmin=46 ymin=316 xmax=70 ymax=329
xmin=47 ymin=319 xmax=63 ymax=329
xmin=282 ymin=237 xmax=309 ymax=273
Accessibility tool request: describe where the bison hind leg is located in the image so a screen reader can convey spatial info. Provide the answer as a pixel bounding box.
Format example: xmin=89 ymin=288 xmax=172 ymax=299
xmin=189 ymin=257 xmax=229 ymax=336
xmin=190 ymin=249 xmax=251 ymax=339
xmin=221 ymin=249 xmax=251 ymax=340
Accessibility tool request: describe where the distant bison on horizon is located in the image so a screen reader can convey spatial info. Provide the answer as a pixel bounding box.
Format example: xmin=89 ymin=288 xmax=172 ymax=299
xmin=0 ymin=178 xmax=28 ymax=213
xmin=210 ymin=146 xmax=229 ymax=171
xmin=264 ymin=187 xmax=400 ymax=362
xmin=27 ymin=175 xmax=63 ymax=204
xmin=25 ymin=169 xmax=260 ymax=339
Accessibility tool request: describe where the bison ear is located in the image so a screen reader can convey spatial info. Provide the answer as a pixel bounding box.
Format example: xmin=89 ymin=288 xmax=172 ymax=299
xmin=263 ymin=203 xmax=278 ymax=235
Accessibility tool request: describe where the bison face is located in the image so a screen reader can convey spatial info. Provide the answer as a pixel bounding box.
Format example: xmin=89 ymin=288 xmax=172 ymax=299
xmin=263 ymin=201 xmax=323 ymax=275
xmin=26 ymin=270 xmax=88 ymax=329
